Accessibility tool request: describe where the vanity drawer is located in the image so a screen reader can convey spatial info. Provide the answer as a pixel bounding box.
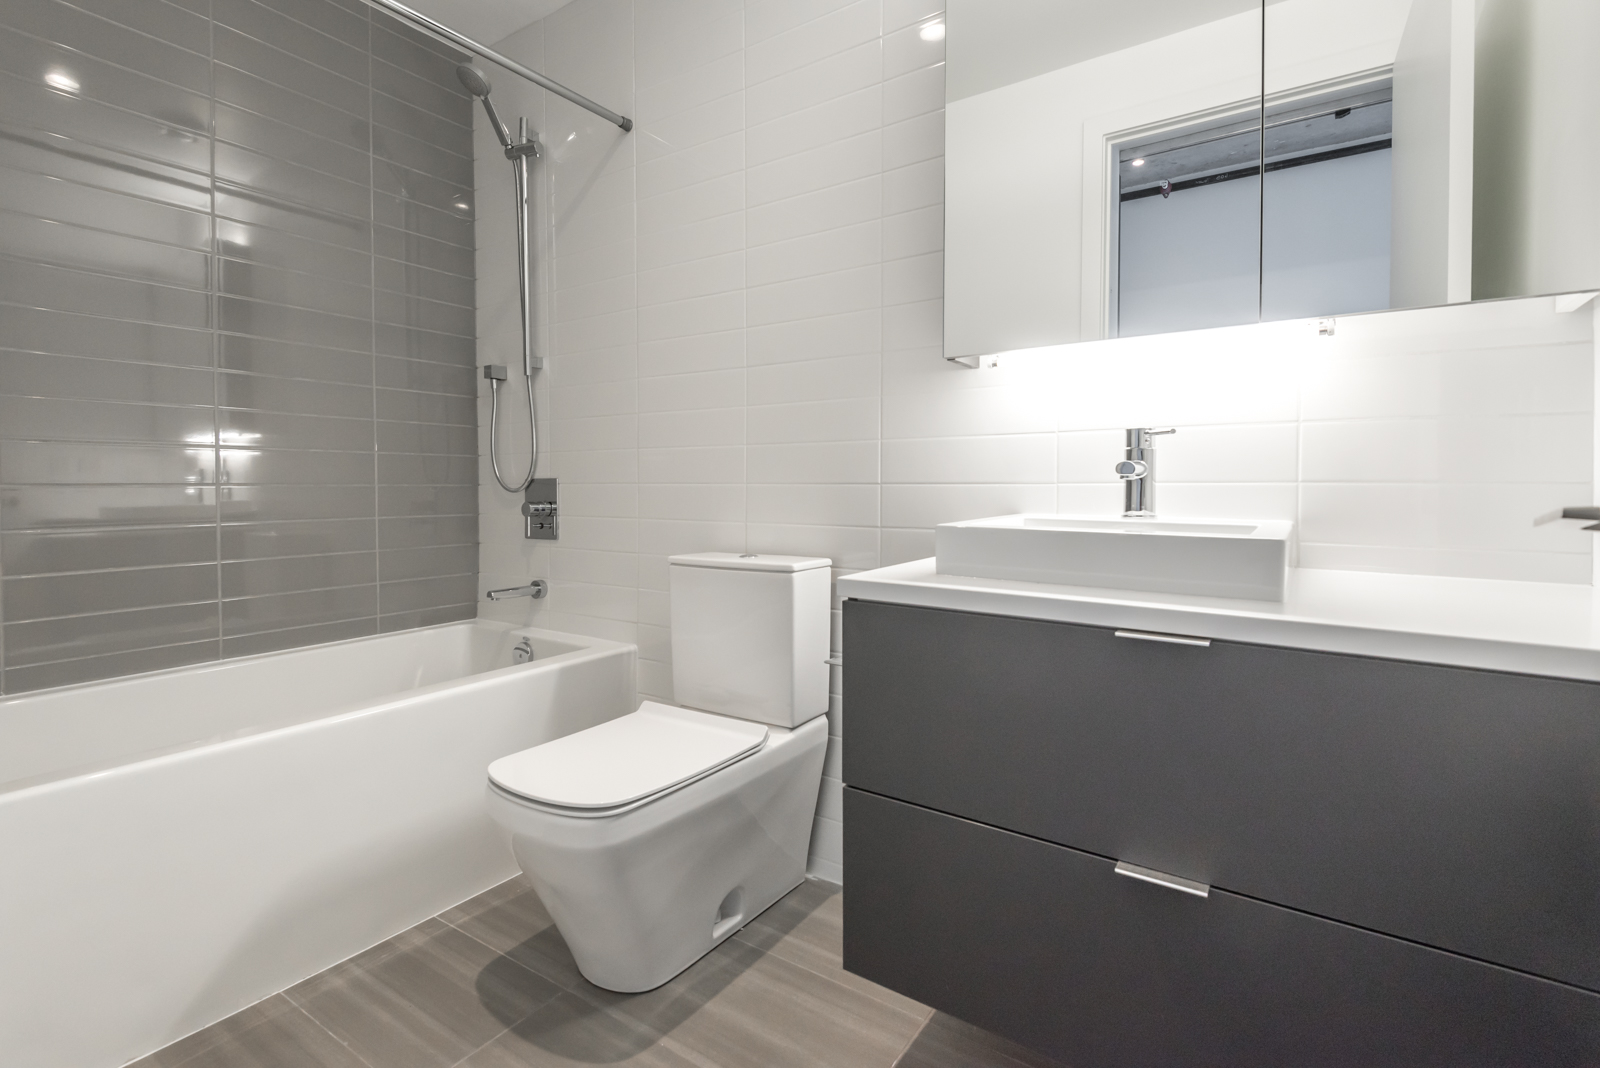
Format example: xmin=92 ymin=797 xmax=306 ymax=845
xmin=842 ymin=599 xmax=1600 ymax=991
xmin=844 ymin=788 xmax=1600 ymax=1068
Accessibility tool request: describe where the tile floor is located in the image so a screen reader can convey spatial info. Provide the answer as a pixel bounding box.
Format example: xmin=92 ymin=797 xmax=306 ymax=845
xmin=130 ymin=878 xmax=1063 ymax=1068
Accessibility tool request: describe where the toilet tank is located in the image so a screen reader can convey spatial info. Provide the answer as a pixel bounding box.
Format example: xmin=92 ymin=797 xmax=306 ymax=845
xmin=668 ymin=553 xmax=832 ymax=728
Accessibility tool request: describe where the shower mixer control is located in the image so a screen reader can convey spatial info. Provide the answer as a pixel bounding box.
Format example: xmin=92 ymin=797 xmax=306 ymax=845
xmin=522 ymin=478 xmax=559 ymax=540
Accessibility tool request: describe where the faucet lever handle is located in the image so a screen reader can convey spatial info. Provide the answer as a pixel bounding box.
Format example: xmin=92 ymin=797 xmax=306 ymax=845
xmin=1125 ymin=426 xmax=1177 ymax=449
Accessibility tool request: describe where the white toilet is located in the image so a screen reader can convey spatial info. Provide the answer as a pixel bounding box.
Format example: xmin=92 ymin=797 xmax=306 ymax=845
xmin=484 ymin=552 xmax=832 ymax=992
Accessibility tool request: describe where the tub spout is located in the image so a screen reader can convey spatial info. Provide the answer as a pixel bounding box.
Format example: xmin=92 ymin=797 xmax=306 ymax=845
xmin=487 ymin=580 xmax=547 ymax=601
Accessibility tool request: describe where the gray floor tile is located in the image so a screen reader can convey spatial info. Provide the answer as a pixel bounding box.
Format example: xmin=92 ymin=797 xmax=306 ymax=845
xmin=456 ymin=877 xmax=924 ymax=1067
xmin=439 ymin=878 xmax=594 ymax=995
xmin=128 ymin=995 xmax=369 ymax=1068
xmin=285 ymin=917 xmax=562 ymax=1068
xmin=138 ymin=882 xmax=1006 ymax=1068
xmin=458 ymin=993 xmax=713 ymax=1068
xmin=735 ymin=880 xmax=934 ymax=1021
xmin=894 ymin=1012 xmax=1069 ymax=1068
xmin=602 ymin=934 xmax=927 ymax=1068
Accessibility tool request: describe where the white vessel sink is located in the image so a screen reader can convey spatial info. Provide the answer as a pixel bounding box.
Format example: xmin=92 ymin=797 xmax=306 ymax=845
xmin=935 ymin=514 xmax=1294 ymax=601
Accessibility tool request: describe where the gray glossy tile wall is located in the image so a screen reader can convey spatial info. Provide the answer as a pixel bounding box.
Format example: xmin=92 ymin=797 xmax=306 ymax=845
xmin=0 ymin=0 xmax=479 ymax=694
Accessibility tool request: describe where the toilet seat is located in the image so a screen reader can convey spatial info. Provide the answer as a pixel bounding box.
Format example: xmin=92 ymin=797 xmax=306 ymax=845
xmin=487 ymin=701 xmax=769 ymax=818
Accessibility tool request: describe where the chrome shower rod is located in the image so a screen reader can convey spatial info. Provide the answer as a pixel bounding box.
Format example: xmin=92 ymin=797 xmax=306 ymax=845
xmin=362 ymin=0 xmax=633 ymax=132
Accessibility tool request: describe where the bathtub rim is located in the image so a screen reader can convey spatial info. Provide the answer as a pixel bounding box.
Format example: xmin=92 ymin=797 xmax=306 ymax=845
xmin=0 ymin=620 xmax=638 ymax=801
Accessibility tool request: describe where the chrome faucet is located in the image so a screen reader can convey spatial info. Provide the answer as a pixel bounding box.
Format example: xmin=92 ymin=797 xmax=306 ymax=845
xmin=1116 ymin=428 xmax=1175 ymax=517
xmin=486 ymin=579 xmax=547 ymax=601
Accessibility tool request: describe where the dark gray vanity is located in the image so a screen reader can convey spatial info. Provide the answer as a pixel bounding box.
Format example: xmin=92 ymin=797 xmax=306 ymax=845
xmin=839 ymin=572 xmax=1600 ymax=1067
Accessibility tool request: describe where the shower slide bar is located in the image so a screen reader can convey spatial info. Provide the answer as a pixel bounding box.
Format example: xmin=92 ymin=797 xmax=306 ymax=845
xmin=361 ymin=0 xmax=634 ymax=132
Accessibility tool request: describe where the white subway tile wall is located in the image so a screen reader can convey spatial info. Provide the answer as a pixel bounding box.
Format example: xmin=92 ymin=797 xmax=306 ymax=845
xmin=474 ymin=0 xmax=1595 ymax=882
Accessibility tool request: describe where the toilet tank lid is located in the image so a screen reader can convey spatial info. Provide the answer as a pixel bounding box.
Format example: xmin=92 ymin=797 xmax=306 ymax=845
xmin=487 ymin=702 xmax=768 ymax=810
xmin=669 ymin=552 xmax=831 ymax=573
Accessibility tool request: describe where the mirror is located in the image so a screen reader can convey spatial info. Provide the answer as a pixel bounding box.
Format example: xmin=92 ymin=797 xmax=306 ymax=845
xmin=945 ymin=1 xmax=1264 ymax=355
xmin=946 ymin=0 xmax=1600 ymax=359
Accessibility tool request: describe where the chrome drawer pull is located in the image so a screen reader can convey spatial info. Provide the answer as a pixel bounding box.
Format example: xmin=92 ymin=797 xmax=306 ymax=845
xmin=1114 ymin=861 xmax=1210 ymax=898
xmin=1113 ymin=629 xmax=1210 ymax=647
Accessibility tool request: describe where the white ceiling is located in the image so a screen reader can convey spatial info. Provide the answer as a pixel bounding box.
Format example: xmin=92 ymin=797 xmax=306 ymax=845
xmin=396 ymin=0 xmax=574 ymax=47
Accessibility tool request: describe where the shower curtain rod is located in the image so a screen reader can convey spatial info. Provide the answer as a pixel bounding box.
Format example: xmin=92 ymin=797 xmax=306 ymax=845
xmin=363 ymin=0 xmax=634 ymax=132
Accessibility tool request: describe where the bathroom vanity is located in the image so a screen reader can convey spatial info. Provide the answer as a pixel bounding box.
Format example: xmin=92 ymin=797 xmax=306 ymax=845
xmin=838 ymin=560 xmax=1600 ymax=1066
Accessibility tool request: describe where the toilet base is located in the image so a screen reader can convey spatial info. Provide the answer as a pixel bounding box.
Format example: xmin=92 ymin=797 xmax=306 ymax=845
xmin=486 ymin=713 xmax=829 ymax=992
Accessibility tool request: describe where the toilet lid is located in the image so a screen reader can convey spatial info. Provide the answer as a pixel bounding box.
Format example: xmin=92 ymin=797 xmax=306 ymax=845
xmin=487 ymin=701 xmax=769 ymax=811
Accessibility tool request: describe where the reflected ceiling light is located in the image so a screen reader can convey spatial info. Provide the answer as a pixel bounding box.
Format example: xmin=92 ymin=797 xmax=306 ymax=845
xmin=44 ymin=68 xmax=79 ymax=94
xmin=919 ymin=21 xmax=945 ymax=41
xmin=1131 ymin=158 xmax=1145 ymax=167
xmin=453 ymin=199 xmax=470 ymax=211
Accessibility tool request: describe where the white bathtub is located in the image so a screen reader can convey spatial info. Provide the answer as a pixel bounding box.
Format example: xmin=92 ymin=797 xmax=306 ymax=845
xmin=0 ymin=620 xmax=635 ymax=1068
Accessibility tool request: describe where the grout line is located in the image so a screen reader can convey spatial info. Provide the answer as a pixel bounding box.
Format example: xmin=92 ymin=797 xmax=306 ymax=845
xmin=739 ymin=0 xmax=750 ymax=558
xmin=0 ymin=108 xmax=212 ymax=183
xmin=631 ymin=84 xmax=745 ymax=145
xmin=6 ymin=638 xmax=220 ymax=681
xmin=206 ymin=19 xmax=365 ymax=93
xmin=367 ymin=15 xmax=383 ymax=635
xmin=743 ymin=81 xmax=881 ymax=138
xmin=284 ymin=999 xmax=387 ymax=1068
xmin=211 ymin=54 xmax=369 ymax=125
xmin=440 ymin=1021 xmax=519 ymax=1068
xmin=743 ymin=36 xmax=882 ymax=97
xmin=888 ymin=1013 xmax=934 ymax=1068
xmin=237 ymin=0 xmax=371 ymax=58
xmin=0 ymin=22 xmax=211 ymax=92
xmin=745 ymin=1 xmax=873 ymax=53
xmin=209 ymin=5 xmax=224 ymax=660
xmin=367 ymin=49 xmax=474 ymax=121
xmin=116 ymin=992 xmax=287 ymax=1068
xmin=0 ymin=185 xmax=211 ymax=248
xmin=0 ymin=248 xmax=211 ymax=299
xmin=726 ymin=922 xmax=929 ymax=1029
xmin=367 ymin=8 xmax=469 ymax=64
xmin=741 ymin=170 xmax=883 ymax=221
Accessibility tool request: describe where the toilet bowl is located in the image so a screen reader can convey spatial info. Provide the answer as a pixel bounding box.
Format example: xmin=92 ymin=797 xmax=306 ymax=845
xmin=484 ymin=553 xmax=833 ymax=993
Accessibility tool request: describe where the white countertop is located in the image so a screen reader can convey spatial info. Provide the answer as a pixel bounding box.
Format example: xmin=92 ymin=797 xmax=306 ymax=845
xmin=838 ymin=559 xmax=1600 ymax=682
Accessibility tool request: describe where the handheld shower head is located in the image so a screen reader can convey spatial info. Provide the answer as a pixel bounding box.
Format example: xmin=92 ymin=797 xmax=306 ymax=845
xmin=455 ymin=63 xmax=492 ymax=97
xmin=455 ymin=64 xmax=513 ymax=150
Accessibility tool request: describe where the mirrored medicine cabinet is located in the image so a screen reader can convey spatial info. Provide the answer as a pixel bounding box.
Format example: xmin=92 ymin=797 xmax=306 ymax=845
xmin=944 ymin=0 xmax=1600 ymax=359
